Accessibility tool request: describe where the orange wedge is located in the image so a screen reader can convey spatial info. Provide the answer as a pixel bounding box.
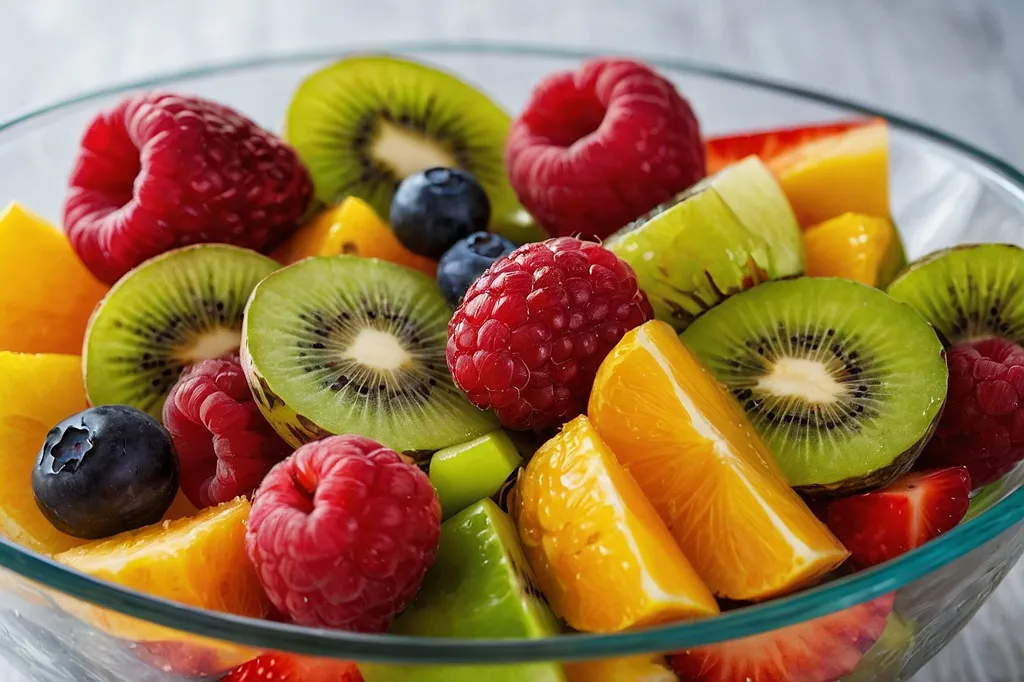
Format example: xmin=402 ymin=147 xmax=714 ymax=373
xmin=515 ymin=415 xmax=718 ymax=633
xmin=272 ymin=196 xmax=437 ymax=275
xmin=588 ymin=321 xmax=848 ymax=601
xmin=803 ymin=212 xmax=907 ymax=287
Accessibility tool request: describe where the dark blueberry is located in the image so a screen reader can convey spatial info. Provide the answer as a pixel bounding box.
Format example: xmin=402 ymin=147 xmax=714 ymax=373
xmin=437 ymin=231 xmax=517 ymax=306
xmin=32 ymin=405 xmax=178 ymax=539
xmin=389 ymin=167 xmax=491 ymax=259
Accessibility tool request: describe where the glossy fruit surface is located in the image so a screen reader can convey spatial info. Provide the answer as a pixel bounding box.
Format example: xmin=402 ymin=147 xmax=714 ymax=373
xmin=224 ymin=652 xmax=363 ymax=681
xmin=436 ymin=231 xmax=517 ymax=306
xmin=390 ymin=168 xmax=491 ymax=259
xmin=803 ymin=212 xmax=906 ymax=287
xmin=588 ymin=320 xmax=848 ymax=600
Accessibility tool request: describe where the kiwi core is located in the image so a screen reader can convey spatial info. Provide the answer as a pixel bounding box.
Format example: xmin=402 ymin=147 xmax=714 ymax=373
xmin=175 ymin=327 xmax=241 ymax=364
xmin=344 ymin=328 xmax=411 ymax=371
xmin=758 ymin=357 xmax=847 ymax=404
xmin=373 ymin=122 xmax=457 ymax=178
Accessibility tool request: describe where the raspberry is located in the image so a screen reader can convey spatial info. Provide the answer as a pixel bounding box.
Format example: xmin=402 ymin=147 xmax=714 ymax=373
xmin=447 ymin=237 xmax=653 ymax=430
xmin=64 ymin=92 xmax=313 ymax=284
xmin=920 ymin=337 xmax=1024 ymax=487
xmin=506 ymin=58 xmax=704 ymax=240
xmin=163 ymin=354 xmax=292 ymax=509
xmin=246 ymin=435 xmax=440 ymax=632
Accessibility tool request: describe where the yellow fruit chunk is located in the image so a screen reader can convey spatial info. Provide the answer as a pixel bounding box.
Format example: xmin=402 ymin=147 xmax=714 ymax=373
xmin=56 ymin=497 xmax=270 ymax=619
xmin=588 ymin=321 xmax=848 ymax=601
xmin=803 ymin=212 xmax=907 ymax=288
xmin=0 ymin=202 xmax=108 ymax=354
xmin=566 ymin=655 xmax=677 ymax=682
xmin=769 ymin=120 xmax=889 ymax=227
xmin=272 ymin=196 xmax=437 ymax=275
xmin=515 ymin=415 xmax=718 ymax=633
xmin=0 ymin=351 xmax=89 ymax=554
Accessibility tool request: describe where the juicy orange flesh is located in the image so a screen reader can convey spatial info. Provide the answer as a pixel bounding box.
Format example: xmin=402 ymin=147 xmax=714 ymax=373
xmin=768 ymin=121 xmax=889 ymax=228
xmin=0 ymin=202 xmax=109 ymax=354
xmin=56 ymin=497 xmax=270 ymax=619
xmin=272 ymin=196 xmax=437 ymax=275
xmin=588 ymin=321 xmax=848 ymax=601
xmin=803 ymin=212 xmax=896 ymax=286
xmin=515 ymin=415 xmax=719 ymax=633
xmin=0 ymin=352 xmax=90 ymax=554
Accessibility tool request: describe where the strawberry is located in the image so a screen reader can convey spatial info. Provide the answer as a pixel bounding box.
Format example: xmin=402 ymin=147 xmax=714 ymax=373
xmin=826 ymin=467 xmax=971 ymax=569
xmin=224 ymin=653 xmax=362 ymax=681
xmin=669 ymin=594 xmax=894 ymax=682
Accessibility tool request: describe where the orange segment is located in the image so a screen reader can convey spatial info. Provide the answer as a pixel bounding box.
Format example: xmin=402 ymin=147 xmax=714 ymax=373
xmin=768 ymin=120 xmax=889 ymax=227
xmin=272 ymin=196 xmax=437 ymax=275
xmin=0 ymin=202 xmax=109 ymax=354
xmin=515 ymin=415 xmax=718 ymax=633
xmin=803 ymin=212 xmax=907 ymax=287
xmin=588 ymin=321 xmax=848 ymax=601
xmin=0 ymin=351 xmax=89 ymax=554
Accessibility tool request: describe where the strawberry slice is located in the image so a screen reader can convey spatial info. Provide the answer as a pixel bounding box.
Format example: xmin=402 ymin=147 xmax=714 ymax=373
xmin=826 ymin=467 xmax=971 ymax=569
xmin=224 ymin=653 xmax=363 ymax=681
xmin=669 ymin=594 xmax=894 ymax=682
xmin=704 ymin=118 xmax=879 ymax=175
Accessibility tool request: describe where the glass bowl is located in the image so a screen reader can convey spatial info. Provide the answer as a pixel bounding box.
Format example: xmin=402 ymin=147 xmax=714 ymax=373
xmin=2 ymin=43 xmax=1024 ymax=682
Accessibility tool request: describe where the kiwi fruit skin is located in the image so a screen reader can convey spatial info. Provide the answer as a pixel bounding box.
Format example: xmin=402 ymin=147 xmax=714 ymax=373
xmin=887 ymin=243 xmax=1024 ymax=346
xmin=241 ymin=254 xmax=497 ymax=453
xmin=284 ymin=54 xmax=523 ymax=237
xmin=681 ymin=277 xmax=948 ymax=496
xmin=83 ymin=244 xmax=279 ymax=420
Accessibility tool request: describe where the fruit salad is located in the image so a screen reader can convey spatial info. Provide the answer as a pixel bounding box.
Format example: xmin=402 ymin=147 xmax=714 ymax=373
xmin=1 ymin=51 xmax=1018 ymax=682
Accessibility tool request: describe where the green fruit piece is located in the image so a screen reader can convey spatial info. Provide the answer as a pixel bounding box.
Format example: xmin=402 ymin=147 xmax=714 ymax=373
xmin=491 ymin=207 xmax=549 ymax=245
xmin=360 ymin=499 xmax=566 ymax=682
xmin=430 ymin=430 xmax=523 ymax=520
xmin=965 ymin=477 xmax=1010 ymax=522
xmin=607 ymin=155 xmax=804 ymax=332
xmin=241 ymin=255 xmax=496 ymax=452
xmin=285 ymin=54 xmax=519 ymax=232
xmin=84 ymin=245 xmax=279 ymax=420
xmin=842 ymin=611 xmax=915 ymax=681
xmin=886 ymin=243 xmax=1024 ymax=346
xmin=681 ymin=277 xmax=948 ymax=496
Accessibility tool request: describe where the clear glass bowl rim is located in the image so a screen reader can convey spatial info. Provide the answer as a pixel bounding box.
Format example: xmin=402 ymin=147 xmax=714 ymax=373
xmin=2 ymin=42 xmax=1024 ymax=666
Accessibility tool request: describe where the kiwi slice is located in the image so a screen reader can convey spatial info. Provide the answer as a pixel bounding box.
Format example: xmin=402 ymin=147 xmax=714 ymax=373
xmin=842 ymin=611 xmax=915 ymax=682
xmin=607 ymin=156 xmax=804 ymax=332
xmin=83 ymin=245 xmax=279 ymax=420
xmin=680 ymin=277 xmax=948 ymax=496
xmin=887 ymin=244 xmax=1024 ymax=346
xmin=241 ymin=254 xmax=496 ymax=452
xmin=284 ymin=54 xmax=520 ymax=233
xmin=360 ymin=499 xmax=566 ymax=682
xmin=430 ymin=430 xmax=523 ymax=520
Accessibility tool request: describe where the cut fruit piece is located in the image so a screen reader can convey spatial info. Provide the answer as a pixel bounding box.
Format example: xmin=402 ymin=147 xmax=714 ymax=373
xmin=363 ymin=499 xmax=566 ymax=682
xmin=565 ymin=654 xmax=677 ymax=682
xmin=606 ymin=156 xmax=803 ymax=332
xmin=55 ymin=496 xmax=270 ymax=618
xmin=768 ymin=119 xmax=890 ymax=227
xmin=491 ymin=207 xmax=549 ymax=245
xmin=589 ymin=321 xmax=848 ymax=601
xmin=803 ymin=212 xmax=907 ymax=288
xmin=886 ymin=244 xmax=1024 ymax=346
xmin=0 ymin=202 xmax=109 ymax=354
xmin=271 ymin=196 xmax=437 ymax=276
xmin=0 ymin=352 xmax=89 ymax=554
xmin=242 ymin=255 xmax=496 ymax=452
xmin=284 ymin=55 xmax=519 ymax=232
xmin=83 ymin=245 xmax=279 ymax=420
xmin=680 ymin=278 xmax=948 ymax=495
xmin=705 ymin=119 xmax=877 ymax=175
xmin=843 ymin=611 xmax=915 ymax=682
xmin=515 ymin=415 xmax=719 ymax=631
xmin=669 ymin=594 xmax=895 ymax=682
xmin=429 ymin=430 xmax=522 ymax=520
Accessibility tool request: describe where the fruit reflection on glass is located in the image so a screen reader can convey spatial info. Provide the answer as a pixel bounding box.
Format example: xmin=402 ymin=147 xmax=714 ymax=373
xmin=0 ymin=46 xmax=1016 ymax=682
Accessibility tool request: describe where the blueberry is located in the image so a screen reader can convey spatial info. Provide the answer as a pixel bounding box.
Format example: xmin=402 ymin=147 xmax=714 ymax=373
xmin=32 ymin=405 xmax=179 ymax=539
xmin=390 ymin=168 xmax=492 ymax=259
xmin=437 ymin=232 xmax=517 ymax=306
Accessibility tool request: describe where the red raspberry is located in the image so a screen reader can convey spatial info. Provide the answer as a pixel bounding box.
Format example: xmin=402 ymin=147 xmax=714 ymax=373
xmin=163 ymin=354 xmax=292 ymax=509
xmin=506 ymin=58 xmax=704 ymax=240
xmin=246 ymin=435 xmax=440 ymax=633
xmin=64 ymin=92 xmax=313 ymax=284
xmin=447 ymin=237 xmax=653 ymax=430
xmin=920 ymin=337 xmax=1024 ymax=487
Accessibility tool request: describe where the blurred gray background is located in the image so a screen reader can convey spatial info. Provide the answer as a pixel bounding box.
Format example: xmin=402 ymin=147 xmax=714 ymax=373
xmin=0 ymin=1 xmax=1022 ymax=681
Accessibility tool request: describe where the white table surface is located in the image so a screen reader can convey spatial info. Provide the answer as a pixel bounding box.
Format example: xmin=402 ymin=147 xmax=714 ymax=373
xmin=1 ymin=1 xmax=1022 ymax=680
